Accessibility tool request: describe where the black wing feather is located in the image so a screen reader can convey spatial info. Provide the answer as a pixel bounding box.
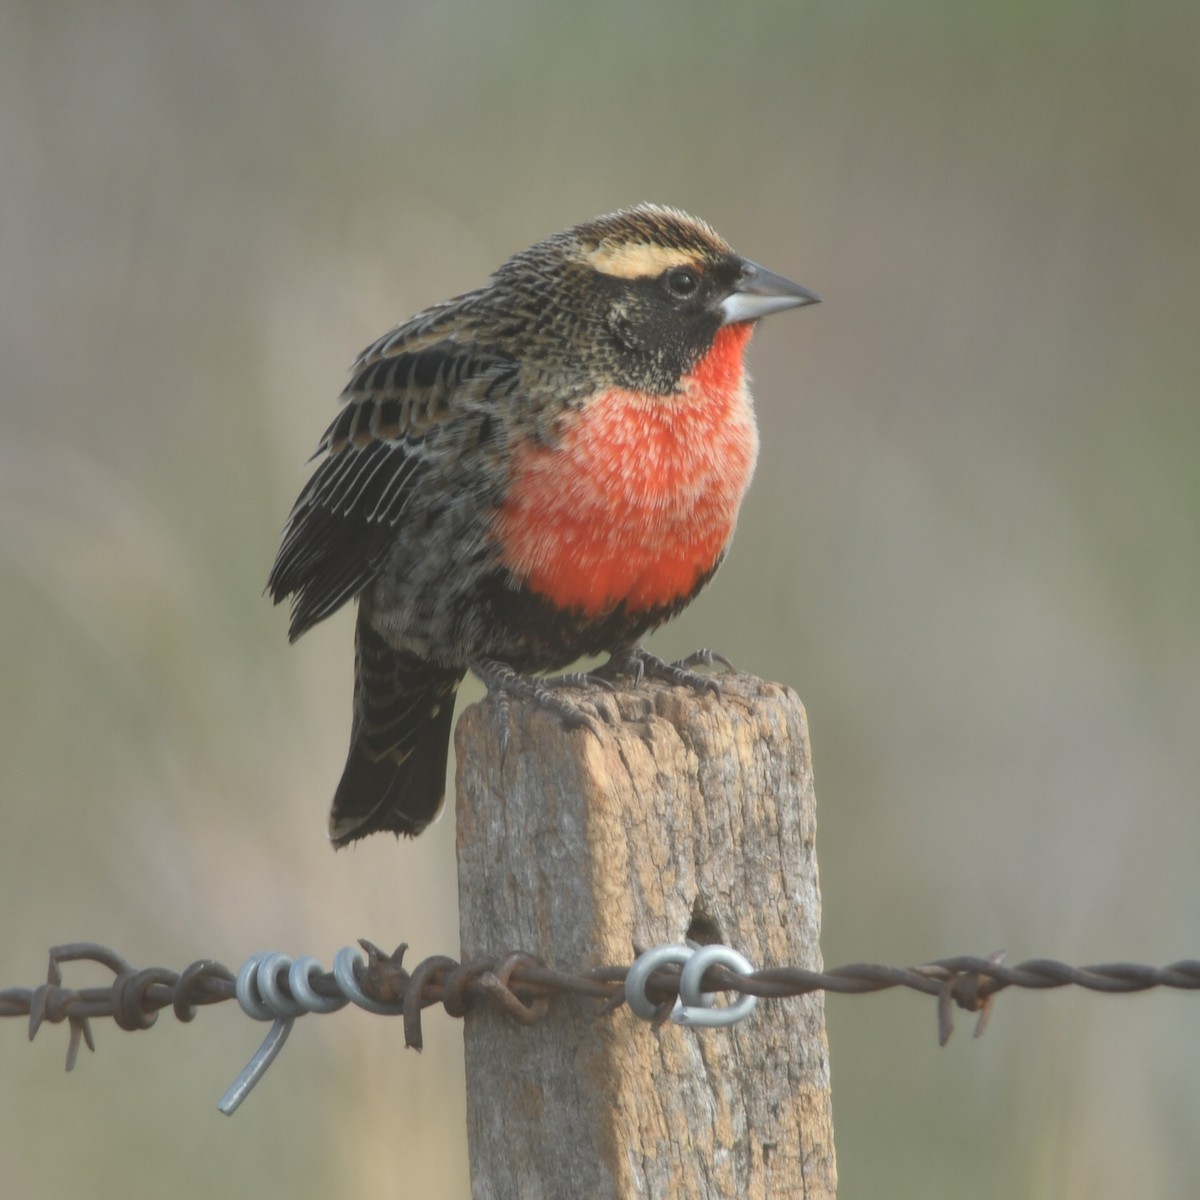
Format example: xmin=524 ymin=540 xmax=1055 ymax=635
xmin=269 ymin=439 xmax=420 ymax=640
xmin=267 ymin=339 xmax=512 ymax=642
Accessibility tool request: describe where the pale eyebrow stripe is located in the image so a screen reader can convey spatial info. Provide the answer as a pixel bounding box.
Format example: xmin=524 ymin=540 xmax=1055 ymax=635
xmin=584 ymin=242 xmax=697 ymax=279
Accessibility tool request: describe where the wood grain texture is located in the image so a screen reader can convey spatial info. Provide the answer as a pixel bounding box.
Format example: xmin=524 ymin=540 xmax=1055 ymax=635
xmin=455 ymin=672 xmax=836 ymax=1199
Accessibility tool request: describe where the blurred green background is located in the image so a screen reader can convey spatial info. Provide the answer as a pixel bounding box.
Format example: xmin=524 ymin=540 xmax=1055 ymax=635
xmin=3 ymin=1 xmax=1199 ymax=1196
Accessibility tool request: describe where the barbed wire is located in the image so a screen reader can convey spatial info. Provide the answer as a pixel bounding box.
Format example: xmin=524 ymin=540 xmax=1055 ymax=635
xmin=5 ymin=940 xmax=1198 ymax=1113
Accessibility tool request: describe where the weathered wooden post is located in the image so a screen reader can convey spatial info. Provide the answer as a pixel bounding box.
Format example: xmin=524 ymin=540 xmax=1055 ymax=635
xmin=456 ymin=672 xmax=836 ymax=1199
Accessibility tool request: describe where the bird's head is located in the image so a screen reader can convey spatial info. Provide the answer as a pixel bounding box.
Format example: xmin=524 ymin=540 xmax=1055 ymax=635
xmin=493 ymin=203 xmax=820 ymax=394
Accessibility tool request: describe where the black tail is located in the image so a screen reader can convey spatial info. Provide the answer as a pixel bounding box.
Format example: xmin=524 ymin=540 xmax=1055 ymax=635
xmin=329 ymin=611 xmax=465 ymax=847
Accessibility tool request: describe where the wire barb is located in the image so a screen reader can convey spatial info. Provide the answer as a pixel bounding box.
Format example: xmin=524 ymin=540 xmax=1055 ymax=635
xmin=5 ymin=940 xmax=1199 ymax=1111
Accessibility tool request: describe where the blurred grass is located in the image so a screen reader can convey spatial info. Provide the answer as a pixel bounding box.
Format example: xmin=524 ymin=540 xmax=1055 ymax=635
xmin=3 ymin=1 xmax=1199 ymax=1196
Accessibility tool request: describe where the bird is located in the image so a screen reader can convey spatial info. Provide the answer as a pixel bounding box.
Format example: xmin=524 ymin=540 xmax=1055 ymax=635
xmin=268 ymin=204 xmax=819 ymax=846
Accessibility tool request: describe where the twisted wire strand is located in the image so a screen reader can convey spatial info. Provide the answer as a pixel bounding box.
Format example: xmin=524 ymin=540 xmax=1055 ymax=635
xmin=6 ymin=941 xmax=1198 ymax=1111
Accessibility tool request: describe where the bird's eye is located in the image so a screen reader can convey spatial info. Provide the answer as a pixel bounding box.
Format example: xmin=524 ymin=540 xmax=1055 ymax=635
xmin=664 ymin=267 xmax=701 ymax=300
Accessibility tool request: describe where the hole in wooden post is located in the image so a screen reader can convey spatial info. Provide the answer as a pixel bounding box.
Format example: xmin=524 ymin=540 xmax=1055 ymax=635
xmin=686 ymin=898 xmax=724 ymax=945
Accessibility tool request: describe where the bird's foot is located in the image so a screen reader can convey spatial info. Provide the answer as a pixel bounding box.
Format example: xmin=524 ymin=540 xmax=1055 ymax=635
xmin=471 ymin=658 xmax=603 ymax=754
xmin=471 ymin=648 xmax=733 ymax=758
xmin=595 ymin=645 xmax=734 ymax=696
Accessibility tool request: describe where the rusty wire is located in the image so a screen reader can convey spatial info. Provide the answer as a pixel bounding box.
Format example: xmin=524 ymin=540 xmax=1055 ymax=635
xmin=6 ymin=941 xmax=1199 ymax=1084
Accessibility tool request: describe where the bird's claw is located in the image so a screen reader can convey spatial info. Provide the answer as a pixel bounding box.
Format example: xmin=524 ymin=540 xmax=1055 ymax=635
xmin=598 ymin=645 xmax=733 ymax=696
xmin=671 ymin=647 xmax=735 ymax=674
xmin=472 ymin=658 xmax=605 ymax=743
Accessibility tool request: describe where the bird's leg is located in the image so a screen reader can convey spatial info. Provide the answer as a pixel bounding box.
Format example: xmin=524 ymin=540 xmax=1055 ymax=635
xmin=595 ymin=644 xmax=734 ymax=696
xmin=470 ymin=658 xmax=602 ymax=740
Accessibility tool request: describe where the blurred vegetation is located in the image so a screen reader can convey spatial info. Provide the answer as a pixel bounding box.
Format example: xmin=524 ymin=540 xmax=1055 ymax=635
xmin=2 ymin=1 xmax=1198 ymax=1196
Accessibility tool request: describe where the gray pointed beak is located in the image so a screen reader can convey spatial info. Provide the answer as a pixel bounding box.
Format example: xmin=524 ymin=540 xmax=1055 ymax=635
xmin=720 ymin=259 xmax=821 ymax=326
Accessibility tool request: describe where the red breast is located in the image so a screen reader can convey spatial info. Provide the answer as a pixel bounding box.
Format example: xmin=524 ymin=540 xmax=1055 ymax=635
xmin=495 ymin=323 xmax=758 ymax=616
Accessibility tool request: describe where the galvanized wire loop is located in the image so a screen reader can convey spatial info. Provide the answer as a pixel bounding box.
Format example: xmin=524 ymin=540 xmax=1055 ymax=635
xmin=676 ymin=944 xmax=759 ymax=1028
xmin=223 ymin=949 xmax=365 ymax=1114
xmin=624 ymin=943 xmax=690 ymax=1021
xmin=235 ymin=953 xmax=294 ymax=1021
xmin=624 ymin=943 xmax=761 ymax=1028
xmin=288 ymin=956 xmax=349 ymax=1014
xmin=221 ymin=952 xmax=304 ymax=1114
xmin=624 ymin=944 xmax=685 ymax=1021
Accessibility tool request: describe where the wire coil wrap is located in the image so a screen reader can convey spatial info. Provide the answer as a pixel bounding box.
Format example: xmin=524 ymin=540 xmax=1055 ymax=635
xmin=624 ymin=942 xmax=759 ymax=1028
